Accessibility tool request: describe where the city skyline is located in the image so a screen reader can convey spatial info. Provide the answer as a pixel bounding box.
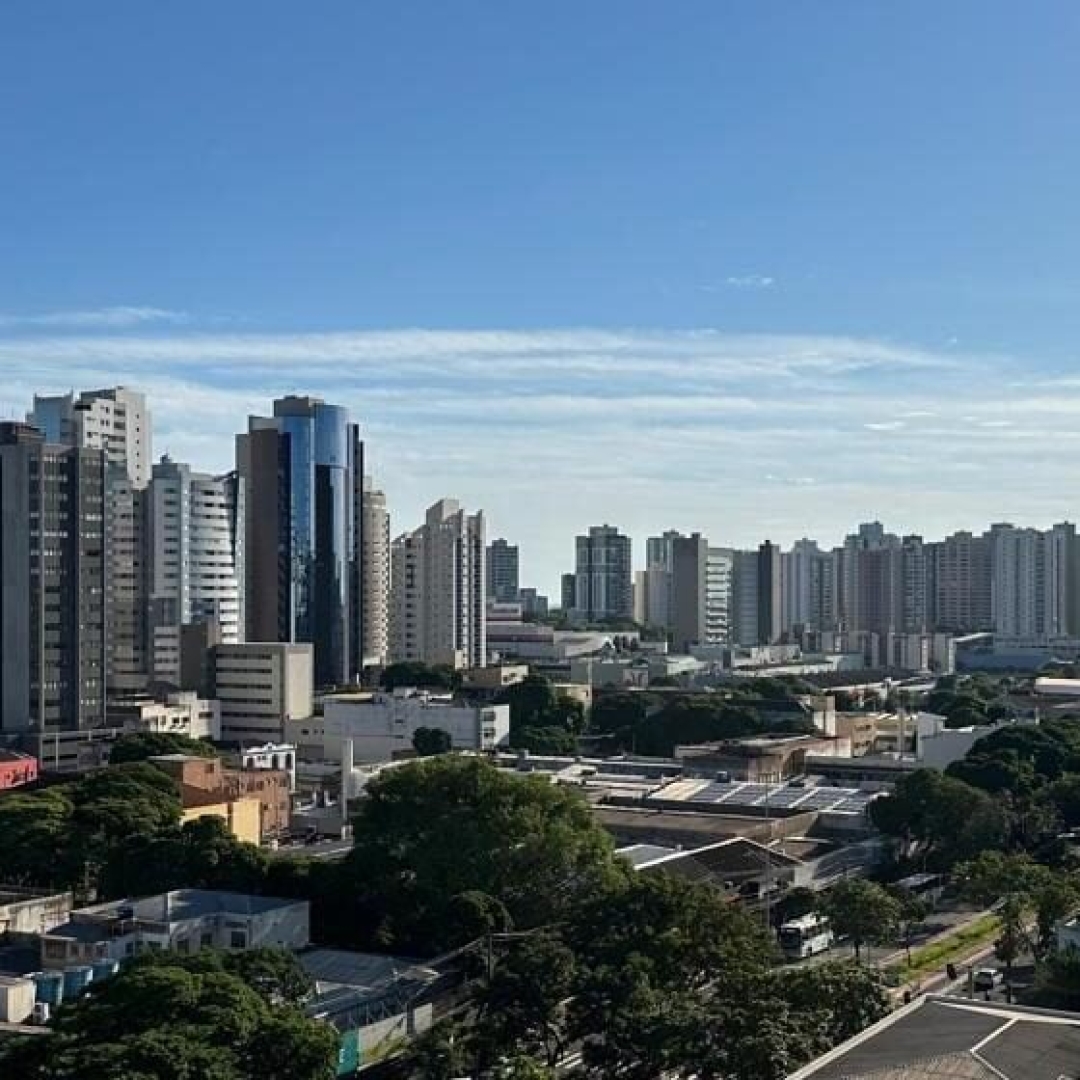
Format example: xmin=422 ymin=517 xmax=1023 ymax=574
xmin=4 ymin=339 xmax=1080 ymax=597
xmin=4 ymin=3 xmax=1080 ymax=595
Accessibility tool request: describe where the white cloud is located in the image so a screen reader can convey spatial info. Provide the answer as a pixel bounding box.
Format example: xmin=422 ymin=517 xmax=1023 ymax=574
xmin=0 ymin=306 xmax=188 ymax=330
xmin=723 ymin=274 xmax=776 ymax=289
xmin=0 ymin=320 xmax=1072 ymax=593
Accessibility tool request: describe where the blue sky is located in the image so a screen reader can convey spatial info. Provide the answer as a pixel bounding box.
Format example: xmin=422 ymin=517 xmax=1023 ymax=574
xmin=3 ymin=2 xmax=1080 ymax=593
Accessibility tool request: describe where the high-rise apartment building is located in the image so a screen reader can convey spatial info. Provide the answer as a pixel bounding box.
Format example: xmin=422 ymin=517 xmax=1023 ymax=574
xmin=571 ymin=525 xmax=633 ymax=621
xmin=486 ymin=539 xmax=520 ymax=604
xmin=670 ymin=533 xmax=709 ymax=651
xmin=705 ymin=547 xmax=734 ymax=645
xmin=30 ymin=387 xmax=150 ymax=488
xmin=389 ymin=499 xmax=486 ymax=668
xmin=990 ymin=522 xmax=1080 ymax=640
xmin=781 ymin=539 xmax=827 ymax=636
xmin=0 ymin=423 xmax=107 ymax=735
xmin=29 ymin=387 xmax=151 ymax=693
xmin=237 ymin=396 xmax=362 ymax=688
xmin=356 ymin=476 xmax=390 ymax=669
xmin=147 ymin=456 xmax=243 ymax=685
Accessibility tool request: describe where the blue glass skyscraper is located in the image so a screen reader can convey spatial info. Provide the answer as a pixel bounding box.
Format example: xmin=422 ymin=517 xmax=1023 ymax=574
xmin=238 ymin=396 xmax=363 ymax=688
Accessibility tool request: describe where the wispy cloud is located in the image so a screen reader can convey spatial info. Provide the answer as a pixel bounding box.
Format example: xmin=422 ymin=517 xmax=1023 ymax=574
xmin=0 ymin=306 xmax=188 ymax=330
xmin=0 ymin=320 xmax=1071 ymax=591
xmin=723 ymin=274 xmax=775 ymax=289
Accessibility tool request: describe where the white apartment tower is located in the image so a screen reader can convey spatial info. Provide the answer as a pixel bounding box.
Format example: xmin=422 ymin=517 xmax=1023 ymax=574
xmin=148 ymin=456 xmax=243 ymax=685
xmin=358 ymin=476 xmax=390 ymax=668
xmin=991 ymin=522 xmax=1080 ymax=640
xmin=29 ymin=387 xmax=151 ymax=693
xmin=390 ymin=499 xmax=486 ymax=668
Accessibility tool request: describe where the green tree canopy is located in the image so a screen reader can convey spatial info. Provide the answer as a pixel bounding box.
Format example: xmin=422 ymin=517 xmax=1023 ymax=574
xmin=0 ymin=955 xmax=337 ymax=1080
xmin=412 ymin=726 xmax=453 ymax=757
xmin=339 ymin=755 xmax=622 ymax=954
xmin=819 ymin=878 xmax=902 ymax=962
xmin=108 ymin=731 xmax=218 ymax=764
xmin=381 ymin=662 xmax=462 ymax=691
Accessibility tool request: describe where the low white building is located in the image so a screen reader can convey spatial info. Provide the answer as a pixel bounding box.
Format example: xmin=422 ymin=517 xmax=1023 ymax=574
xmin=40 ymin=890 xmax=310 ymax=968
xmin=915 ymin=713 xmax=1034 ymax=770
xmin=238 ymin=742 xmax=297 ymax=791
xmin=108 ymin=692 xmax=221 ymax=742
xmin=322 ymin=689 xmax=510 ymax=763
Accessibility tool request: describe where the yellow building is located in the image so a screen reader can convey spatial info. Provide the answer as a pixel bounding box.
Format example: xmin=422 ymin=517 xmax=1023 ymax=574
xmin=179 ymin=787 xmax=262 ymax=846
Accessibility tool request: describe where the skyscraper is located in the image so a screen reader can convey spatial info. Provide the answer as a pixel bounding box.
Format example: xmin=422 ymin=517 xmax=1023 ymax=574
xmin=29 ymin=387 xmax=151 ymax=693
xmin=486 ymin=539 xmax=520 ymax=604
xmin=389 ymin=499 xmax=486 ymax=668
xmin=571 ymin=525 xmax=633 ymax=621
xmin=147 ymin=456 xmax=243 ymax=685
xmin=0 ymin=423 xmax=107 ymax=736
xmin=670 ymin=533 xmax=709 ymax=651
xmin=356 ymin=476 xmax=390 ymax=669
xmin=990 ymin=522 xmax=1080 ymax=640
xmin=237 ymin=396 xmax=362 ymax=687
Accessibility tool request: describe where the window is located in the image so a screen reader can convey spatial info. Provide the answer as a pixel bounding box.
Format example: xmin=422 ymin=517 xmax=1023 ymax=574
xmin=229 ymin=930 xmax=247 ymax=949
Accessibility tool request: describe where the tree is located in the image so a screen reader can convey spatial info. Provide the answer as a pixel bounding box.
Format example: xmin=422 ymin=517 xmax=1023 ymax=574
xmin=820 ymin=879 xmax=902 ymax=962
xmin=0 ymin=787 xmax=76 ymax=886
xmin=0 ymin=957 xmax=338 ymax=1080
xmin=474 ymin=932 xmax=577 ymax=1068
xmin=108 ymin=731 xmax=218 ymax=763
xmin=101 ymin=816 xmax=269 ymax=899
xmin=870 ymin=768 xmax=1009 ymax=868
xmin=500 ymin=675 xmax=586 ymax=754
xmin=772 ymin=962 xmax=890 ymax=1047
xmin=588 ymin=692 xmax=652 ymax=752
xmin=889 ymin=886 xmax=930 ymax=964
xmin=412 ymin=726 xmax=452 ymax=757
xmin=567 ymin=874 xmax=775 ymax=1078
xmin=338 ymin=756 xmax=622 ymax=954
xmin=382 ymin=662 xmax=461 ymax=691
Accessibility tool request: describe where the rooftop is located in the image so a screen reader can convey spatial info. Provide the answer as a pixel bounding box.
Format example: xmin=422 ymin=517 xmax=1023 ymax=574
xmin=653 ymin=777 xmax=880 ymax=816
xmin=789 ymin=996 xmax=1080 ymax=1079
xmin=47 ymin=889 xmax=304 ymax=938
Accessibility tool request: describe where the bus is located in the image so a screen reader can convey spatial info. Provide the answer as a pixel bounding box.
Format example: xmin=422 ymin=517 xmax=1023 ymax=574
xmin=778 ymin=913 xmax=834 ymax=960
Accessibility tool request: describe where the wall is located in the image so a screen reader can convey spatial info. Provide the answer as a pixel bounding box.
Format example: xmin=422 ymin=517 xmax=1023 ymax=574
xmin=0 ymin=890 xmax=72 ymax=934
xmin=181 ymin=797 xmax=262 ymax=846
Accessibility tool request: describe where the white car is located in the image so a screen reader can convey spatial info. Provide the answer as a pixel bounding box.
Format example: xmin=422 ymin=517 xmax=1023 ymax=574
xmin=973 ymin=967 xmax=1003 ymax=992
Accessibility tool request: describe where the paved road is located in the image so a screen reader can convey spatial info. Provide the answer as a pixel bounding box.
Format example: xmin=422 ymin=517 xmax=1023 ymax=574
xmin=267 ymin=838 xmax=354 ymax=860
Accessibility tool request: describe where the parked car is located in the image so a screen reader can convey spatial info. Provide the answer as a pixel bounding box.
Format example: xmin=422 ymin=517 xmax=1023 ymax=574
xmin=973 ymin=967 xmax=1003 ymax=992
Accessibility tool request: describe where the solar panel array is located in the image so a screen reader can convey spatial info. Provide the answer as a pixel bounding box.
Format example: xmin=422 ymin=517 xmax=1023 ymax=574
xmin=678 ymin=779 xmax=876 ymax=815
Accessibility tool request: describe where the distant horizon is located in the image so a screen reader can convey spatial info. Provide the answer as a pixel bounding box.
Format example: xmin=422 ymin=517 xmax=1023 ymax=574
xmin=6 ymin=328 xmax=1080 ymax=599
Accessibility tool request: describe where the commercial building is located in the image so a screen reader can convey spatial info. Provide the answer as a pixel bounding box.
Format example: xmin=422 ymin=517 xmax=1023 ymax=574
xmin=730 ymin=549 xmax=762 ymax=645
xmin=147 ymin=457 xmax=243 ymax=685
xmin=0 ymin=423 xmax=107 ymax=741
xmin=39 ymin=891 xmax=309 ymax=968
xmin=486 ymin=538 xmax=520 ymax=604
xmin=29 ymin=388 xmax=151 ymax=695
xmin=570 ymin=525 xmax=633 ymax=621
xmin=0 ymin=750 xmax=38 ymax=791
xmin=150 ymin=753 xmax=292 ymax=840
xmin=212 ymin=642 xmax=314 ymax=744
xmin=322 ymin=689 xmax=510 ymax=762
xmin=107 ymin=692 xmax=221 ymax=742
xmin=389 ymin=499 xmax=486 ymax=669
xmin=237 ymin=396 xmax=363 ymax=687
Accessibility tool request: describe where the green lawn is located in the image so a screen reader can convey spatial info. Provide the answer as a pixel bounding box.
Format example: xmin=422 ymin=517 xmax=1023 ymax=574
xmin=889 ymin=915 xmax=1001 ymax=983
